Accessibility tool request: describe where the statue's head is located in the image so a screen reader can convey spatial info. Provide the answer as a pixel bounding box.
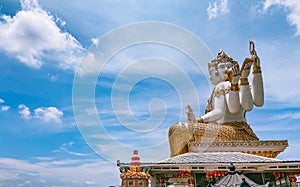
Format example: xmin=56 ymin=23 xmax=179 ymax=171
xmin=208 ymin=50 xmax=237 ymax=85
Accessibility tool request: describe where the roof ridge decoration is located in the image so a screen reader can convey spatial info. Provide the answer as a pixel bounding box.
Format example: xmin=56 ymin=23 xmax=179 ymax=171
xmin=159 ymin=151 xmax=282 ymax=164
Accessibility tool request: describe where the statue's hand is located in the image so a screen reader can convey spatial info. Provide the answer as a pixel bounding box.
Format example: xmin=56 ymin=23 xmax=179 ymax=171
xmin=249 ymin=40 xmax=261 ymax=74
xmin=252 ymin=55 xmax=262 ymax=74
xmin=227 ymin=64 xmax=240 ymax=85
xmin=241 ymin=59 xmax=253 ymax=79
xmin=197 ymin=118 xmax=204 ymax=123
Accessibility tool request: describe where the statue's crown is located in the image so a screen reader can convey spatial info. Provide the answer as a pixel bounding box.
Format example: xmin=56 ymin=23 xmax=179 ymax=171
xmin=208 ymin=49 xmax=238 ymax=68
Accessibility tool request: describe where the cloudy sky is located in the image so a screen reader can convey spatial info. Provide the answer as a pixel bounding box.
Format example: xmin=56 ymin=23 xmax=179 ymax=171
xmin=1 ymin=0 xmax=300 ymax=186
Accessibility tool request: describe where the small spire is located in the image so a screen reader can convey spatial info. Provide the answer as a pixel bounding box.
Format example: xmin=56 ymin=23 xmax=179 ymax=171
xmin=229 ymin=162 xmax=235 ymax=172
xmin=130 ymin=150 xmax=140 ymax=166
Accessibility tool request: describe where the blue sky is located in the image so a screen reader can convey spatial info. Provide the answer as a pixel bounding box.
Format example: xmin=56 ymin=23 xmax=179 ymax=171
xmin=1 ymin=0 xmax=300 ymax=186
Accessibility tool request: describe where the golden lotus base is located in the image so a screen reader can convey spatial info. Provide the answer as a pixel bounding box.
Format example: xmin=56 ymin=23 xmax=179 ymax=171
xmin=168 ymin=122 xmax=288 ymax=158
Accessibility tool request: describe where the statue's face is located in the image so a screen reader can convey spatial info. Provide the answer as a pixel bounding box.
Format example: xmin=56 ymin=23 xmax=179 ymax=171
xmin=209 ymin=62 xmax=233 ymax=85
xmin=209 ymin=66 xmax=221 ymax=85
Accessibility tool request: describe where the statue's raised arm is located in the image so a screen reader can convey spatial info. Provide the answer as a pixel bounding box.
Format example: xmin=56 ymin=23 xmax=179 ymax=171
xmin=249 ymin=41 xmax=264 ymax=107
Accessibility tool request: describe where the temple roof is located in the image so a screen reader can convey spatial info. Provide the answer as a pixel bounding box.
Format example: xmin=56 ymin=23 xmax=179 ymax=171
xmin=158 ymin=152 xmax=282 ymax=164
xmin=118 ymin=152 xmax=300 ymax=173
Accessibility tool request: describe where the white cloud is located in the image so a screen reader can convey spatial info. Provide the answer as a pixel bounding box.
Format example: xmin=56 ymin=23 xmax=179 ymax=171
xmin=273 ymin=112 xmax=300 ymax=120
xmin=0 ymin=157 xmax=120 ymax=187
xmin=34 ymin=107 xmax=63 ymax=123
xmin=48 ymin=74 xmax=59 ymax=82
xmin=0 ymin=99 xmax=10 ymax=111
xmin=76 ymin=52 xmax=98 ymax=76
xmin=207 ymin=0 xmax=229 ymax=20
xmin=262 ymin=0 xmax=300 ymax=36
xmin=21 ymin=0 xmax=39 ymax=10
xmin=1 ymin=106 xmax=10 ymax=111
xmin=59 ymin=142 xmax=89 ymax=157
xmin=91 ymin=38 xmax=100 ymax=47
xmin=85 ymin=180 xmax=96 ymax=185
xmin=0 ymin=0 xmax=84 ymax=69
xmin=18 ymin=104 xmax=63 ymax=123
xmin=18 ymin=104 xmax=31 ymax=120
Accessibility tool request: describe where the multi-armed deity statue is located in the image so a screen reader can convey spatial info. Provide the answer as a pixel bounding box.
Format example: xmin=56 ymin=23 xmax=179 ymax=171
xmin=169 ymin=41 xmax=288 ymax=158
xmin=197 ymin=40 xmax=263 ymax=125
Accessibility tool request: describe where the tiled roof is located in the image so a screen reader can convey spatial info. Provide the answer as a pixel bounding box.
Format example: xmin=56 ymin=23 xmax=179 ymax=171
xmin=158 ymin=152 xmax=282 ymax=164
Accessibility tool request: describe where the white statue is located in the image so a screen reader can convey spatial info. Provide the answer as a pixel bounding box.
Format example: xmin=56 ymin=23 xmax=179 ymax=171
xmin=197 ymin=41 xmax=264 ymax=124
xmin=167 ymin=41 xmax=287 ymax=158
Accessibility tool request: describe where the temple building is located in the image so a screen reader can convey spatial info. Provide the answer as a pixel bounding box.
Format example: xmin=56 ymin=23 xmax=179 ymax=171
xmin=119 ymin=150 xmax=151 ymax=187
xmin=117 ymin=41 xmax=300 ymax=187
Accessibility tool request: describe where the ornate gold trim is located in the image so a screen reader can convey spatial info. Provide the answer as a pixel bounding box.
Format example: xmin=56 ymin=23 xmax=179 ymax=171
xmin=189 ymin=140 xmax=288 ymax=158
xmin=230 ymin=84 xmax=239 ymax=91
xmin=253 ymin=66 xmax=262 ymax=74
xmin=240 ymin=78 xmax=249 ymax=85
